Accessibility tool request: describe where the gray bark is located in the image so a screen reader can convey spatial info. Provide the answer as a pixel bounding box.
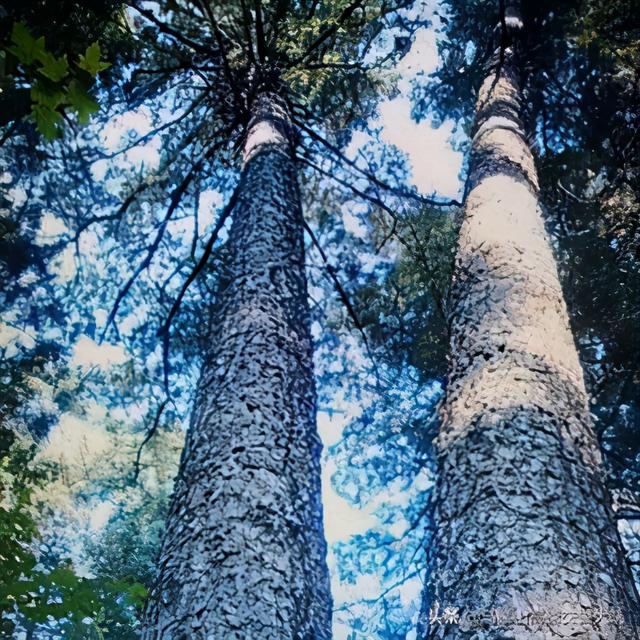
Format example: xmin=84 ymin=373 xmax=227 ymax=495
xmin=419 ymin=5 xmax=640 ymax=638
xmin=142 ymin=94 xmax=332 ymax=639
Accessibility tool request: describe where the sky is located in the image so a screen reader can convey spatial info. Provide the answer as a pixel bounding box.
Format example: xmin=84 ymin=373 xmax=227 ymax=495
xmin=314 ymin=3 xmax=463 ymax=636
xmin=376 ymin=26 xmax=463 ymax=198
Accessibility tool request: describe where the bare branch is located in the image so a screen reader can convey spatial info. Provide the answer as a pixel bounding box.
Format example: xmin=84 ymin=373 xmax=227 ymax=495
xmin=193 ymin=0 xmax=246 ymax=113
xmin=100 ymin=93 xmax=208 ymax=160
xmin=297 ymin=120 xmax=461 ymax=208
xmin=101 ymin=157 xmax=204 ymax=340
xmin=254 ymin=0 xmax=267 ymax=62
xmin=133 ymin=398 xmax=169 ymax=483
xmin=616 ymin=510 xmax=640 ymax=520
xmin=302 ymin=217 xmax=381 ymax=384
xmin=239 ymin=0 xmax=258 ymax=65
xmin=299 ymin=155 xmax=448 ymax=319
xmin=157 ymin=182 xmax=241 ymax=390
xmin=127 ymin=2 xmax=217 ymax=57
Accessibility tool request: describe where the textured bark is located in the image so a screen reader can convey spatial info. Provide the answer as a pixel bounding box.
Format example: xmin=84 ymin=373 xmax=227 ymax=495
xmin=142 ymin=94 xmax=332 ymax=639
xmin=419 ymin=5 xmax=640 ymax=639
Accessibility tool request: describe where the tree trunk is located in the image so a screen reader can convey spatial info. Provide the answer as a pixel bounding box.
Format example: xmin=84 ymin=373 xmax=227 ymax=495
xmin=419 ymin=4 xmax=640 ymax=638
xmin=142 ymin=93 xmax=332 ymax=639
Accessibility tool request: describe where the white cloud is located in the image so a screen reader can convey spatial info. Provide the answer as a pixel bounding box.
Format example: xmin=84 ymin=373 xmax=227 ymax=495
xmin=92 ymin=106 xmax=162 ymax=179
xmin=7 ymin=187 xmax=27 ymax=207
xmin=90 ymin=501 xmax=115 ymax=530
xmin=36 ymin=212 xmax=69 ymax=246
xmin=322 ymin=457 xmax=377 ymax=545
xmin=318 ymin=405 xmax=378 ymax=546
xmin=341 ymin=21 xmax=464 ymax=201
xmin=125 ymin=138 xmax=161 ymax=171
xmin=343 ymin=7 xmax=466 ymax=201
xmin=102 ymin=106 xmax=154 ymax=151
xmin=118 ymin=303 xmax=151 ymax=337
xmin=396 ymin=27 xmax=439 ymax=79
xmin=71 ymin=335 xmax=128 ymax=370
xmin=342 ymin=202 xmax=368 ymax=238
xmin=90 ymin=158 xmax=109 ymax=181
xmin=199 ymin=189 xmax=225 ymax=234
xmin=40 ymin=413 xmax=112 ymax=474
xmin=317 ymin=409 xmax=348 ymax=447
xmin=48 ymin=244 xmax=77 ymax=284
xmin=377 ymin=96 xmax=463 ymax=197
xmin=0 ymin=323 xmax=36 ymax=358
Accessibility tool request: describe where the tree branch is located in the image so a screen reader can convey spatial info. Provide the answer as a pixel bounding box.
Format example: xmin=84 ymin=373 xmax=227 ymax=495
xmin=299 ymin=155 xmax=449 ymax=320
xmin=133 ymin=398 xmax=169 ymax=483
xmin=302 ymin=217 xmax=381 ymax=384
xmin=289 ymin=0 xmax=366 ymax=65
xmin=100 ymin=93 xmax=208 ymax=160
xmin=101 ymin=157 xmax=206 ymax=340
xmin=254 ymin=0 xmax=267 ymax=62
xmin=157 ymin=182 xmax=242 ymax=390
xmin=127 ymin=3 xmax=218 ymax=57
xmin=193 ymin=0 xmax=246 ymax=113
xmin=297 ymin=120 xmax=461 ymax=208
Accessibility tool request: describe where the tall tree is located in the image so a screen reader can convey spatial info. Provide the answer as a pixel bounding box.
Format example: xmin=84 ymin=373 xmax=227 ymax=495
xmin=2 ymin=0 xmax=437 ymax=633
xmin=120 ymin=1 xmax=425 ymax=636
xmin=419 ymin=2 xmax=640 ymax=637
xmin=141 ymin=92 xmax=332 ymax=638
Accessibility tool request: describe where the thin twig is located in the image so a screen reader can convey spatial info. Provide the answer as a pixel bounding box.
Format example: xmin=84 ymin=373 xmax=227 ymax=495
xmin=133 ymin=398 xmax=169 ymax=483
xmin=302 ymin=218 xmax=381 ymax=385
xmin=157 ymin=183 xmax=241 ymax=390
xmin=101 ymin=156 xmax=205 ymax=340
xmin=297 ymin=121 xmax=461 ymax=207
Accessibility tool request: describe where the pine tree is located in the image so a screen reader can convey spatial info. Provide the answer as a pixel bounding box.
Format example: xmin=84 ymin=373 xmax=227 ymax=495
xmin=142 ymin=92 xmax=333 ymax=638
xmin=419 ymin=2 xmax=640 ymax=637
xmin=120 ymin=1 xmax=420 ymax=636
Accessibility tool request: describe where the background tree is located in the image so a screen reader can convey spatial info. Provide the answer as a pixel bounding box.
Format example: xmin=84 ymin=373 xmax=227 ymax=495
xmin=319 ymin=0 xmax=640 ymax=634
xmin=418 ymin=1 xmax=640 ymax=636
xmin=411 ymin=0 xmax=640 ymax=513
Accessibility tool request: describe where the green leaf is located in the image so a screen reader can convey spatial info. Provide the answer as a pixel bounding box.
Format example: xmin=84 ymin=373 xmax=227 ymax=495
xmin=31 ymin=103 xmax=62 ymax=140
xmin=124 ymin=582 xmax=148 ymax=607
xmin=31 ymin=80 xmax=65 ymax=110
xmin=77 ymin=42 xmax=111 ymax=76
xmin=66 ymin=80 xmax=99 ymax=124
xmin=7 ymin=22 xmax=46 ymax=65
xmin=37 ymin=52 xmax=69 ymax=82
xmin=47 ymin=566 xmax=80 ymax=590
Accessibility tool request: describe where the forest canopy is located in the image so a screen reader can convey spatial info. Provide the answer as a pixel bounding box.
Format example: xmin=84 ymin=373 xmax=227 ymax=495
xmin=1 ymin=0 xmax=639 ymax=638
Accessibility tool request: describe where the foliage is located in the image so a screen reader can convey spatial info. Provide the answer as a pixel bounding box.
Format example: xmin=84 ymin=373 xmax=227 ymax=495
xmin=577 ymin=0 xmax=640 ymax=70
xmin=0 ymin=426 xmax=148 ymax=638
xmin=1 ymin=0 xmax=639 ymax=637
xmin=360 ymin=205 xmax=457 ymax=380
xmin=0 ymin=2 xmax=124 ymax=138
xmin=0 ymin=144 xmax=180 ymax=637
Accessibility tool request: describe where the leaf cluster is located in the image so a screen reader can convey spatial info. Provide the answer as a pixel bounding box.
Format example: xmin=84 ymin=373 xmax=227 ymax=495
xmin=0 ymin=426 xmax=147 ymax=638
xmin=0 ymin=1 xmax=126 ymax=138
xmin=3 ymin=23 xmax=111 ymax=137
